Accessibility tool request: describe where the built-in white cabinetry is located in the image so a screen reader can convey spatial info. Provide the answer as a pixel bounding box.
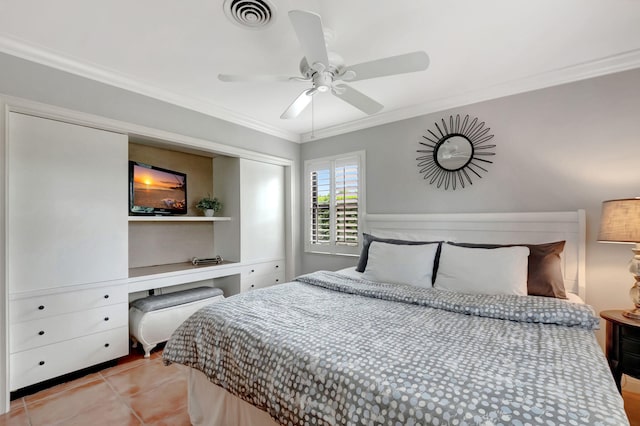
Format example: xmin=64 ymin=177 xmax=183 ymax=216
xmin=6 ymin=113 xmax=129 ymax=390
xmin=240 ymin=159 xmax=286 ymax=263
xmin=214 ymin=158 xmax=286 ymax=292
xmin=2 ymin=104 xmax=293 ymax=410
xmin=9 ymin=284 xmax=128 ymax=390
xmin=7 ymin=113 xmax=128 ymax=292
xmin=243 ymin=260 xmax=285 ymax=292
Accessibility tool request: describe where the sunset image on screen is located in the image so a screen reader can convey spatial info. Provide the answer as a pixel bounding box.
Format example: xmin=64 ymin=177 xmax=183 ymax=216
xmin=132 ymin=165 xmax=186 ymax=210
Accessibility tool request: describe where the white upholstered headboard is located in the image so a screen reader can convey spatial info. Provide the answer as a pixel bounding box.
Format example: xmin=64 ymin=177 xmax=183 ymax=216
xmin=363 ymin=210 xmax=586 ymax=299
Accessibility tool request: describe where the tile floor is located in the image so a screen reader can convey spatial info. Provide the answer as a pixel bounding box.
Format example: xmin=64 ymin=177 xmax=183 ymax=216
xmin=1 ymin=348 xmax=639 ymax=426
xmin=0 ymin=348 xmax=189 ymax=426
xmin=625 ymin=390 xmax=640 ymax=426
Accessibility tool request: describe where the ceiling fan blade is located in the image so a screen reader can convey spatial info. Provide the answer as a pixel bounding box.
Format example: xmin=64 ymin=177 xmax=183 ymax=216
xmin=288 ymin=10 xmax=330 ymax=71
xmin=280 ymin=89 xmax=316 ymax=119
xmin=342 ymin=51 xmax=430 ymax=82
xmin=218 ymin=74 xmax=302 ymax=83
xmin=332 ymin=84 xmax=383 ymax=115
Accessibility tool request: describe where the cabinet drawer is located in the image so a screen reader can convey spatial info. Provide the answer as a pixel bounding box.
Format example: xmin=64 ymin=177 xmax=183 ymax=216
xmin=10 ymin=284 xmax=128 ymax=323
xmin=622 ymin=336 xmax=640 ymax=355
xmin=622 ymin=352 xmax=640 ymax=379
xmin=10 ymin=326 xmax=128 ymax=391
xmin=244 ymin=271 xmax=286 ymax=292
xmin=10 ymin=303 xmax=128 ymax=353
xmin=623 ymin=325 xmax=640 ymax=341
xmin=245 ymin=260 xmax=284 ymax=277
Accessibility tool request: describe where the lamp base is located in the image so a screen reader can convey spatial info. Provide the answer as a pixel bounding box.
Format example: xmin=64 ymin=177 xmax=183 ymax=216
xmin=623 ymin=308 xmax=640 ymax=320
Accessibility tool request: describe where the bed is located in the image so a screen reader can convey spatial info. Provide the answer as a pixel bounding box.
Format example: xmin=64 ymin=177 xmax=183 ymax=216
xmin=163 ymin=211 xmax=629 ymax=425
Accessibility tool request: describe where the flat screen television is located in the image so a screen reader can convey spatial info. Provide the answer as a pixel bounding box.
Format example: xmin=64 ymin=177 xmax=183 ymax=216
xmin=129 ymin=161 xmax=187 ymax=215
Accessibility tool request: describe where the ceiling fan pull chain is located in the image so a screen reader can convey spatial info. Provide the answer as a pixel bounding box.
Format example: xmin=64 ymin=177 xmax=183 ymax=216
xmin=311 ymin=96 xmax=315 ymax=139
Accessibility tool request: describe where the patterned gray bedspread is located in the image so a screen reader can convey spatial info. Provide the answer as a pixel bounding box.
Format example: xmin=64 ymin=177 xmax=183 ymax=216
xmin=163 ymin=271 xmax=628 ymax=425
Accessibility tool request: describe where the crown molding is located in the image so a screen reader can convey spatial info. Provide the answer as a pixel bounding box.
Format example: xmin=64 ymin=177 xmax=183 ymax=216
xmin=2 ymin=35 xmax=639 ymax=145
xmin=300 ymin=48 xmax=640 ymax=142
xmin=2 ymin=93 xmax=295 ymax=166
xmin=0 ymin=35 xmax=301 ymax=143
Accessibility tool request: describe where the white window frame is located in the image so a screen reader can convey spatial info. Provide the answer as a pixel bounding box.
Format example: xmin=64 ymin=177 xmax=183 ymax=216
xmin=304 ymin=150 xmax=366 ymax=256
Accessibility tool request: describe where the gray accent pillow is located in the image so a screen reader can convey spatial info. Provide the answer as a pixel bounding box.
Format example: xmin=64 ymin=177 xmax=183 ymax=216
xmin=356 ymin=233 xmax=442 ymax=284
xmin=130 ymin=286 xmax=224 ymax=313
xmin=449 ymin=241 xmax=567 ymax=299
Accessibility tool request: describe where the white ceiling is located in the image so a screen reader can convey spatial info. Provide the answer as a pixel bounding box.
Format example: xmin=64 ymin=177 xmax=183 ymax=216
xmin=1 ymin=0 xmax=639 ymax=142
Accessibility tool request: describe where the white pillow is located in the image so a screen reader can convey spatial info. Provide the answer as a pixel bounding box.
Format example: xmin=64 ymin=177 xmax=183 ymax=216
xmin=434 ymin=244 xmax=530 ymax=296
xmin=362 ymin=241 xmax=439 ymax=288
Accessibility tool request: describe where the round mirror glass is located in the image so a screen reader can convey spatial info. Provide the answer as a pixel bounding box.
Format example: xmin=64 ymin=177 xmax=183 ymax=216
xmin=417 ymin=114 xmax=496 ymax=190
xmin=435 ymin=135 xmax=473 ymax=171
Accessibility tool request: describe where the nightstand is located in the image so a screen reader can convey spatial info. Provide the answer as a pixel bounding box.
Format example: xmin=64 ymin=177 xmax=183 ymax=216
xmin=601 ymin=310 xmax=640 ymax=392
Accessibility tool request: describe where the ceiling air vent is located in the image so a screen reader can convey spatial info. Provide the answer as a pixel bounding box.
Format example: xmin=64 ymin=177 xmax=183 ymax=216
xmin=223 ymin=0 xmax=276 ymax=30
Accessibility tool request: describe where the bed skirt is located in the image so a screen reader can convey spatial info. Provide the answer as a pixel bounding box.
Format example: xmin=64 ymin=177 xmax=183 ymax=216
xmin=184 ymin=365 xmax=279 ymax=426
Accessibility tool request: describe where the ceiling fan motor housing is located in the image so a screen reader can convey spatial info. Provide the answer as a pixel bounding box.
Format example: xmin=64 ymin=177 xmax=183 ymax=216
xmin=299 ymin=52 xmax=346 ymax=91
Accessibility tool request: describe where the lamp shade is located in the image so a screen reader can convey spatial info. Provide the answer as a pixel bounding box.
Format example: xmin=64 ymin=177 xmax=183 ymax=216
xmin=598 ymin=198 xmax=640 ymax=243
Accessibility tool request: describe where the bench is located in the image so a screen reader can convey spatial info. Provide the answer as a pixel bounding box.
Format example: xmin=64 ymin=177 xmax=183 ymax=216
xmin=129 ymin=286 xmax=224 ymax=357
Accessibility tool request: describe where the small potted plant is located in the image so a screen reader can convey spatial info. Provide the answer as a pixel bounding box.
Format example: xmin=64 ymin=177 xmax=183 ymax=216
xmin=196 ymin=196 xmax=222 ymax=217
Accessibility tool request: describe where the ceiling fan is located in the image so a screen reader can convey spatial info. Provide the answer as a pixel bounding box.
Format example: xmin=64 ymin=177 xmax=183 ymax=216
xmin=218 ymin=10 xmax=430 ymax=119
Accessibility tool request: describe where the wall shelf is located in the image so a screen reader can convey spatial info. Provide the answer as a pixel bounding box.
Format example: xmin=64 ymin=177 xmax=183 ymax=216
xmin=128 ymin=216 xmax=231 ymax=222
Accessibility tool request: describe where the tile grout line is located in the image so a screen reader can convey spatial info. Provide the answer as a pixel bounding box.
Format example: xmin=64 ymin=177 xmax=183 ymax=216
xmin=22 ymin=373 xmax=104 ymax=408
xmin=20 ymin=397 xmax=34 ymax=426
xmin=99 ymin=371 xmax=146 ymax=425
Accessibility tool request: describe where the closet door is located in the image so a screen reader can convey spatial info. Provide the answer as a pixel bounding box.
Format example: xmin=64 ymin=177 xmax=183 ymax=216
xmin=7 ymin=113 xmax=128 ymax=293
xmin=240 ymin=159 xmax=285 ymax=263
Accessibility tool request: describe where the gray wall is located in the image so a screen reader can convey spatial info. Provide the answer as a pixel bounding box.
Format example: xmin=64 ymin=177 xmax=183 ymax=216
xmin=301 ymin=67 xmax=640 ymax=346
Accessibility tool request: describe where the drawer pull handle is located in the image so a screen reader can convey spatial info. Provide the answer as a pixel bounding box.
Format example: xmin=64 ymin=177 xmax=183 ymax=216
xmin=39 ymin=361 xmax=45 ymax=366
xmin=104 ymin=343 xmax=110 ymax=348
xmin=104 ymin=294 xmax=109 ymax=299
xmin=104 ymin=317 xmax=109 ymax=321
xmin=38 ymin=331 xmax=45 ymax=336
xmin=38 ymin=305 xmax=45 ymax=310
xmin=251 ymin=269 xmax=255 ymax=273
xmin=250 ymin=284 xmax=255 ymax=288
xmin=275 ymin=265 xmax=279 ymax=268
xmin=276 ymin=279 xmax=279 ymax=283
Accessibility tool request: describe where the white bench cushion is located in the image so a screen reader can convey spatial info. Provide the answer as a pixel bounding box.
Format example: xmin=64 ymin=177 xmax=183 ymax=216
xmin=129 ymin=287 xmax=224 ymax=357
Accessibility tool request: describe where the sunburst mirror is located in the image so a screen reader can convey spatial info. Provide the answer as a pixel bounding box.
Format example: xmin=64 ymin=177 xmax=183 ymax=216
xmin=417 ymin=114 xmax=496 ymax=190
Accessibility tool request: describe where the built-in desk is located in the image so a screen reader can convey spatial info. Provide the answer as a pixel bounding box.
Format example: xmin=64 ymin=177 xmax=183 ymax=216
xmin=128 ymin=261 xmax=245 ymax=294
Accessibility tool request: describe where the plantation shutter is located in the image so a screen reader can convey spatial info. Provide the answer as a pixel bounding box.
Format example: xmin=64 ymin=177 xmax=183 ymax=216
xmin=309 ymin=161 xmax=331 ymax=246
xmin=334 ymin=157 xmax=359 ymax=247
xmin=306 ymin=154 xmax=362 ymax=254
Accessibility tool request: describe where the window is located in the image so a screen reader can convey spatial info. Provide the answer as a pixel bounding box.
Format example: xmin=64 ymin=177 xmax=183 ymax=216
xmin=304 ymin=151 xmax=365 ymax=255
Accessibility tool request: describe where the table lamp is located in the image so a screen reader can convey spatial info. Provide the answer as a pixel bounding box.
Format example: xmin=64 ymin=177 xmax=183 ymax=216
xmin=598 ymin=198 xmax=640 ymax=319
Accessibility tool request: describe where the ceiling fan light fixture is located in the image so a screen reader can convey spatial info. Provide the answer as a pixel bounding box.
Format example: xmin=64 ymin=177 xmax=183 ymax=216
xmin=223 ymin=0 xmax=276 ymax=30
xmin=313 ymin=71 xmax=333 ymax=92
